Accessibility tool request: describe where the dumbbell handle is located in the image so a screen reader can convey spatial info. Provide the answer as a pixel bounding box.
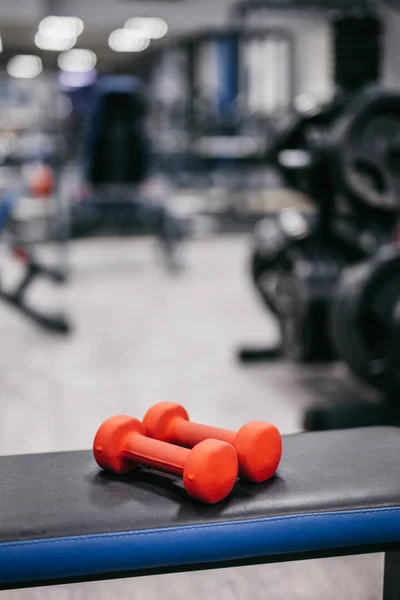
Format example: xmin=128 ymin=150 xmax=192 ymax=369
xmin=170 ymin=420 xmax=235 ymax=448
xmin=122 ymin=431 xmax=189 ymax=476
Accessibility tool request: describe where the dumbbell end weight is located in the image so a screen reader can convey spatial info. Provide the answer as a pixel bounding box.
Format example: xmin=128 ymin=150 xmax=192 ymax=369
xmin=234 ymin=421 xmax=282 ymax=483
xmin=143 ymin=402 xmax=190 ymax=441
xmin=94 ymin=415 xmax=140 ymax=474
xmin=184 ymin=439 xmax=238 ymax=504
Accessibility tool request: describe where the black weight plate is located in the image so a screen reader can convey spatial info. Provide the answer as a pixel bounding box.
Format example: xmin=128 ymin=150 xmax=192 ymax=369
xmin=331 ymin=262 xmax=376 ymax=383
xmin=280 ymin=293 xmax=335 ymax=363
xmin=331 ymin=245 xmax=400 ymax=389
xmin=271 ymin=96 xmax=346 ymax=195
xmin=252 ymin=213 xmax=345 ymax=362
xmin=251 ymin=216 xmax=289 ymax=315
xmin=272 ymin=96 xmax=346 ymax=155
xmin=251 ymin=211 xmax=315 ymax=315
xmin=251 ymin=250 xmax=281 ymax=315
xmin=274 ymin=239 xmax=342 ymax=362
xmin=331 ymin=88 xmax=400 ymax=213
xmin=275 ymin=260 xmax=310 ymax=361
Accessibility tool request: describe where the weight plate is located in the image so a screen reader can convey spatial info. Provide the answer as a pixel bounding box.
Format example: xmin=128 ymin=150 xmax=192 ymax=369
xmin=331 ymin=88 xmax=400 ymax=213
xmin=251 ymin=216 xmax=289 ymax=315
xmin=331 ymin=245 xmax=400 ymax=390
xmin=251 ymin=211 xmax=316 ymax=315
xmin=278 ymin=273 xmax=335 ymax=362
xmin=271 ymin=97 xmax=346 ymax=195
xmin=274 ymin=238 xmax=343 ymax=362
xmin=252 ymin=212 xmax=347 ymax=362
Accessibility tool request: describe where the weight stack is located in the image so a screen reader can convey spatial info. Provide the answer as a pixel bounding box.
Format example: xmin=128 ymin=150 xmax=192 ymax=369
xmin=332 ymin=12 xmax=383 ymax=93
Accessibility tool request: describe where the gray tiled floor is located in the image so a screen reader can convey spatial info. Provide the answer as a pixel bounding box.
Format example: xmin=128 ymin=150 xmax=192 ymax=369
xmin=0 ymin=236 xmax=383 ymax=599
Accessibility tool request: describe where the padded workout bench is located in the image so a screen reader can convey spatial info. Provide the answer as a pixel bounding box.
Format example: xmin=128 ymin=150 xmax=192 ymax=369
xmin=1 ymin=427 xmax=399 ymax=598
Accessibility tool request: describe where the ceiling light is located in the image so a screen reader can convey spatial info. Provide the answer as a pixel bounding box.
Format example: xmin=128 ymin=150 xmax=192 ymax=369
xmin=108 ymin=29 xmax=150 ymax=52
xmin=39 ymin=16 xmax=84 ymax=37
xmin=7 ymin=55 xmax=43 ymax=79
xmin=58 ymin=49 xmax=97 ymax=73
xmin=124 ymin=17 xmax=168 ymax=39
xmin=35 ymin=31 xmax=76 ymax=51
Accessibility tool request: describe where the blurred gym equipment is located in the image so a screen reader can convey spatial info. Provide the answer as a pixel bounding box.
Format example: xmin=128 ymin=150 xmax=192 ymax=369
xmin=332 ymin=245 xmax=400 ymax=397
xmin=145 ymin=27 xmax=294 ymax=228
xmin=72 ymin=75 xmax=186 ymax=270
xmin=269 ymin=5 xmax=383 ymax=205
xmin=239 ymin=0 xmax=400 ymax=419
xmin=242 ymin=88 xmax=400 ymax=400
xmin=186 ymin=29 xmax=293 ymax=202
xmin=0 ymin=191 xmax=70 ymax=334
xmin=0 ymin=74 xmax=71 ymax=283
xmin=148 ymin=29 xmax=293 ymax=166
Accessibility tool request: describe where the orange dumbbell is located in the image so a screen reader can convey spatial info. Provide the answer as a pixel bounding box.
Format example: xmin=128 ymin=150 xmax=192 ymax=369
xmin=93 ymin=415 xmax=238 ymax=504
xmin=143 ymin=403 xmax=282 ymax=483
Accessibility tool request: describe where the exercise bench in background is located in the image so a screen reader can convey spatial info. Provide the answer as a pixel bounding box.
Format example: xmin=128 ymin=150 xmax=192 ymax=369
xmin=0 ymin=192 xmax=71 ymax=334
xmin=0 ymin=427 xmax=399 ymax=599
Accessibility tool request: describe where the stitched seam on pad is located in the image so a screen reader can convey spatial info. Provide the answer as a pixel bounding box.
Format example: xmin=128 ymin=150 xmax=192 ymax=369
xmin=1 ymin=506 xmax=400 ymax=550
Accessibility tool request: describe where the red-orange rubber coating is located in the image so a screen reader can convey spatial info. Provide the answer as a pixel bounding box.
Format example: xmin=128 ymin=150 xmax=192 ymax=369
xmin=143 ymin=403 xmax=282 ymax=483
xmin=93 ymin=415 xmax=238 ymax=504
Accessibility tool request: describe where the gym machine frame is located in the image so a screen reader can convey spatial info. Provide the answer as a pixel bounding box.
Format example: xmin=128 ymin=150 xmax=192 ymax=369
xmin=0 ymin=193 xmax=70 ymax=334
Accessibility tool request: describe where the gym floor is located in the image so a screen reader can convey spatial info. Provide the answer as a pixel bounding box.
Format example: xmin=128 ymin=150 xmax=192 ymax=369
xmin=0 ymin=235 xmax=382 ymax=599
